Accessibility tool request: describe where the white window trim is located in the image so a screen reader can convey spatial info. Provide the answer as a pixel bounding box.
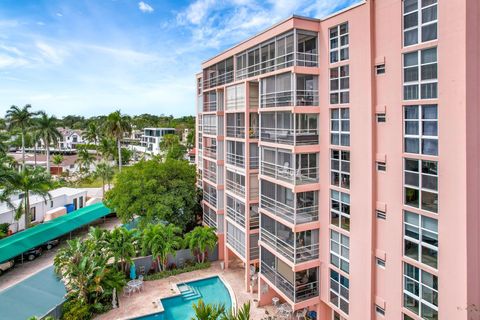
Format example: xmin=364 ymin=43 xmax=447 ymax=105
xmin=330 ymin=108 xmax=350 ymax=147
xmin=403 ymin=48 xmax=438 ymax=100
xmin=403 ymin=262 xmax=438 ymax=318
xmin=403 ymin=105 xmax=438 ymax=156
xmin=330 ymin=65 xmax=350 ymax=104
xmin=403 ymin=210 xmax=438 ymax=269
xmin=330 ymin=229 xmax=350 ymax=274
xmin=403 ymin=0 xmax=438 ymax=47
xmin=403 ymin=158 xmax=438 ymax=213
xmin=329 ymin=22 xmax=349 ymax=63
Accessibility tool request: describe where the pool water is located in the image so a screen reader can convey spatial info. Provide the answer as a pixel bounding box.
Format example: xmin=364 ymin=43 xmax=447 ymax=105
xmin=135 ymin=276 xmax=232 ymax=320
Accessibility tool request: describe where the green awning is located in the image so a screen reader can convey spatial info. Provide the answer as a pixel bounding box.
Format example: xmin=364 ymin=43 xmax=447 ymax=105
xmin=0 ymin=202 xmax=111 ymax=263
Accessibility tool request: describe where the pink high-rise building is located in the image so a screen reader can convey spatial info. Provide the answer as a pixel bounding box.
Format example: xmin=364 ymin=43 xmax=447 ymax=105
xmin=195 ymin=1 xmax=479 ymax=319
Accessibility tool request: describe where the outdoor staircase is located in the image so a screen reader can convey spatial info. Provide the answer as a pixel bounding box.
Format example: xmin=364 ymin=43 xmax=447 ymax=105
xmin=178 ymin=284 xmax=202 ymax=301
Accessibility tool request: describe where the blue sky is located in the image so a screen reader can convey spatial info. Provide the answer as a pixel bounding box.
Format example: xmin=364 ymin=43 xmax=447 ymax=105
xmin=0 ymin=0 xmax=360 ymax=117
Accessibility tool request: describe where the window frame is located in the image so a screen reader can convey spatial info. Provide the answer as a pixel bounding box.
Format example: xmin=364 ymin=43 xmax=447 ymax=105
xmin=403 ymin=158 xmax=438 ymax=213
xmin=403 ymin=262 xmax=438 ymax=319
xmin=403 ymin=47 xmax=438 ymax=100
xmin=330 ymin=229 xmax=350 ymax=274
xmin=330 ymin=65 xmax=350 ymax=104
xmin=404 ymin=104 xmax=438 ymax=156
xmin=329 ymin=22 xmax=349 ymax=63
xmin=403 ymin=210 xmax=438 ymax=269
xmin=330 ymin=189 xmax=351 ymax=231
xmin=330 ymin=108 xmax=350 ymax=146
xmin=403 ymin=0 xmax=438 ymax=47
xmin=330 ymin=269 xmax=350 ymax=315
xmin=331 ymin=149 xmax=350 ymax=189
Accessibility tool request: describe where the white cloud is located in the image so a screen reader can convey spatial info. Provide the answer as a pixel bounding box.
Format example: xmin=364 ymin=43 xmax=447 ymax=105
xmin=0 ymin=54 xmax=28 ymax=68
xmin=35 ymin=42 xmax=66 ymax=64
xmin=138 ymin=1 xmax=154 ymax=13
xmin=56 ymin=13 xmax=63 ymax=17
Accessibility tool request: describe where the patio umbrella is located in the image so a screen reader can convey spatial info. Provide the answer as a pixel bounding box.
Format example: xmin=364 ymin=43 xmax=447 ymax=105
xmin=130 ymin=263 xmax=137 ymax=280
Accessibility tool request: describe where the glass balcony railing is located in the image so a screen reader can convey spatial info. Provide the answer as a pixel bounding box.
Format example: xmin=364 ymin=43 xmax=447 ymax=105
xmin=260 ymin=90 xmax=319 ymax=108
xmin=261 ymin=262 xmax=319 ymax=303
xmin=261 ymin=228 xmax=319 ymax=264
xmin=260 ymin=194 xmax=318 ymax=225
xmin=261 ymin=161 xmax=318 ymax=185
xmin=260 ymin=127 xmax=319 ymax=146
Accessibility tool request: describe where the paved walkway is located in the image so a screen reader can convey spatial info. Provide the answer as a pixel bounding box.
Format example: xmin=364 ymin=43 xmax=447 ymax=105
xmin=0 ymin=216 xmax=121 ymax=291
xmin=97 ymin=261 xmax=275 ymax=320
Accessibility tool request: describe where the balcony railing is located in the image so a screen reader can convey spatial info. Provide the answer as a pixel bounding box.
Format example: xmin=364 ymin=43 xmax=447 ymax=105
xmin=203 ymin=146 xmax=217 ymax=160
xmin=261 ymin=262 xmax=319 ymax=303
xmin=250 ymin=156 xmax=259 ymax=169
xmin=203 ymin=100 xmax=217 ymax=112
xmin=226 ymin=179 xmax=246 ymax=197
xmin=204 ymin=71 xmax=234 ymax=90
xmin=203 ymin=192 xmax=217 ymax=208
xmin=250 ymin=246 xmax=259 ymax=260
xmin=260 ymin=194 xmax=318 ymax=225
xmin=203 ymin=125 xmax=217 ymax=136
xmin=226 ymin=153 xmax=245 ymax=168
xmin=226 ymin=126 xmax=245 ymax=139
xmin=226 ymin=206 xmax=246 ymax=228
xmin=261 ymin=161 xmax=318 ymax=185
xmin=260 ymin=127 xmax=319 ymax=146
xmin=261 ymin=228 xmax=319 ymax=264
xmin=203 ymin=169 xmax=217 ymax=184
xmin=260 ymin=90 xmax=319 ymax=108
xmin=296 ymin=90 xmax=319 ymax=106
xmin=250 ymin=214 xmax=259 ymax=230
xmin=296 ymin=52 xmax=319 ymax=67
xmin=203 ymin=211 xmax=217 ymax=229
xmin=226 ymin=229 xmax=246 ymax=258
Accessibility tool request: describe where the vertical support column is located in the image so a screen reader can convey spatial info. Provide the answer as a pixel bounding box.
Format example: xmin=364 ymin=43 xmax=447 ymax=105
xmin=245 ymin=80 xmax=251 ymax=292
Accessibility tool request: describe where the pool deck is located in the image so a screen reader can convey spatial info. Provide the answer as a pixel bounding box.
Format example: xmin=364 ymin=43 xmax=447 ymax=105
xmin=96 ymin=261 xmax=274 ymax=320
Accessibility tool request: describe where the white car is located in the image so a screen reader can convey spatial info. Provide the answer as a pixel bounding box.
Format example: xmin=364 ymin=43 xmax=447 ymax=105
xmin=0 ymin=260 xmax=14 ymax=276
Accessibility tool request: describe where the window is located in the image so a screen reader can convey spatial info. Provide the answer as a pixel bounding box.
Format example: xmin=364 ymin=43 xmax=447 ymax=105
xmin=330 ymin=269 xmax=349 ymax=314
xmin=330 ymin=230 xmax=350 ymax=273
xmin=330 ymin=22 xmax=349 ymax=63
xmin=30 ymin=207 xmax=36 ymax=222
xmin=404 ymin=210 xmax=438 ymax=269
xmin=331 ymin=189 xmax=350 ymax=231
xmin=375 ymin=64 xmax=386 ymax=74
xmin=331 ymin=150 xmax=350 ymax=189
xmin=403 ymin=0 xmax=438 ymax=46
xmin=331 ymin=108 xmax=350 ymax=146
xmin=403 ymin=262 xmax=438 ymax=319
xmin=404 ymin=105 xmax=438 ymax=155
xmin=375 ymin=305 xmax=386 ymax=316
xmin=403 ymin=314 xmax=415 ymax=320
xmin=377 ymin=162 xmax=387 ymax=172
xmin=376 ymin=113 xmax=386 ymax=123
xmin=376 ymin=210 xmax=387 ymax=220
xmin=403 ymin=47 xmax=438 ymax=100
xmin=330 ymin=65 xmax=350 ymax=104
xmin=404 ymin=158 xmax=438 ymax=213
xmin=376 ymin=258 xmax=386 ymax=268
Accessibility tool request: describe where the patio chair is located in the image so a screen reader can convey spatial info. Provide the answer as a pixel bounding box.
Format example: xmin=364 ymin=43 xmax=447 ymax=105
xmin=138 ymin=275 xmax=144 ymax=290
xmin=123 ymin=285 xmax=133 ymax=297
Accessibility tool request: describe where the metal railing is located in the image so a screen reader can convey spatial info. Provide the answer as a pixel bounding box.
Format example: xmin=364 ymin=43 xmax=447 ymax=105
xmin=226 ymin=230 xmax=246 ymax=258
xmin=250 ymin=214 xmax=259 ymax=230
xmin=296 ymin=90 xmax=319 ymax=106
xmin=203 ymin=125 xmax=217 ymax=136
xmin=226 ymin=179 xmax=246 ymax=197
xmin=203 ymin=100 xmax=217 ymax=112
xmin=226 ymin=153 xmax=245 ymax=168
xmin=250 ymin=156 xmax=259 ymax=169
xmin=203 ymin=168 xmax=217 ymax=184
xmin=296 ymin=52 xmax=319 ymax=67
xmin=250 ymin=246 xmax=259 ymax=260
xmin=226 ymin=206 xmax=246 ymax=228
xmin=226 ymin=126 xmax=245 ymax=139
xmin=204 ymin=70 xmax=234 ymax=90
xmin=226 ymin=97 xmax=246 ymax=111
xmin=203 ymin=146 xmax=217 ymax=160
xmin=260 ymin=127 xmax=319 ymax=146
xmin=260 ymin=194 xmax=319 ymax=225
xmin=203 ymin=211 xmax=217 ymax=228
xmin=203 ymin=192 xmax=217 ymax=208
xmin=261 ymin=228 xmax=319 ymax=264
xmin=260 ymin=90 xmax=293 ymax=108
xmin=261 ymin=161 xmax=318 ymax=185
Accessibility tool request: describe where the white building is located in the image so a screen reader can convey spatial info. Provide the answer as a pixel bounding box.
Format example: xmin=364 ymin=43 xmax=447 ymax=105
xmin=0 ymin=187 xmax=88 ymax=232
xmin=130 ymin=128 xmax=176 ymax=155
xmin=57 ymin=128 xmax=85 ymax=150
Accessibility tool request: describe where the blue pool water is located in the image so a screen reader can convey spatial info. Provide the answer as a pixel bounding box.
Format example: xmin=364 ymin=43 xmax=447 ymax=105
xmin=134 ymin=276 xmax=232 ymax=320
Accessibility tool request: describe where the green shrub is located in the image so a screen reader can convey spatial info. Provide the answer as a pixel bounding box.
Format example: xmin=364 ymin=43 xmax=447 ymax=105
xmin=144 ymin=262 xmax=211 ymax=281
xmin=62 ymin=300 xmax=92 ymax=320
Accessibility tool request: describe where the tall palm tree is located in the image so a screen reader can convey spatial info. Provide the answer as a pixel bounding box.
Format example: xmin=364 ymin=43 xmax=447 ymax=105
xmin=6 ymin=104 xmax=37 ymax=170
xmin=98 ymin=137 xmax=116 ymax=161
xmin=34 ymin=112 xmax=62 ymax=175
xmin=0 ymin=131 xmax=10 ymax=155
xmin=82 ymin=121 xmax=100 ymax=152
xmin=94 ymin=161 xmax=115 ymax=198
xmin=76 ymin=147 xmax=95 ymax=174
xmin=105 ymin=110 xmax=131 ymax=172
xmin=184 ymin=226 xmax=218 ymax=263
xmin=0 ymin=154 xmax=16 ymax=211
xmin=141 ymin=224 xmax=182 ymax=271
xmin=5 ymin=166 xmax=52 ymax=229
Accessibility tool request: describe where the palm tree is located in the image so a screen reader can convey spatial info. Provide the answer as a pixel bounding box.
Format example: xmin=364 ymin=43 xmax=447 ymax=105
xmin=0 ymin=154 xmax=16 ymax=211
xmin=5 ymin=166 xmax=52 ymax=229
xmin=184 ymin=226 xmax=218 ymax=263
xmin=105 ymin=110 xmax=131 ymax=172
xmin=141 ymin=224 xmax=182 ymax=271
xmin=52 ymin=154 xmax=64 ymax=175
xmin=191 ymin=300 xmax=225 ymax=320
xmin=82 ymin=121 xmax=100 ymax=152
xmin=6 ymin=104 xmax=37 ymax=169
xmin=98 ymin=137 xmax=116 ymax=161
xmin=0 ymin=131 xmax=10 ymax=155
xmin=77 ymin=147 xmax=95 ymax=174
xmin=220 ymin=302 xmax=251 ymax=320
xmin=34 ymin=112 xmax=62 ymax=175
xmin=108 ymin=227 xmax=139 ymax=272
xmin=94 ymin=161 xmax=115 ymax=198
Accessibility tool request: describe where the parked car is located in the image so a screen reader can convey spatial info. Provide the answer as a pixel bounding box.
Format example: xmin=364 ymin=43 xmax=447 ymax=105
xmin=43 ymin=239 xmax=60 ymax=250
xmin=0 ymin=260 xmax=15 ymax=276
xmin=17 ymin=247 xmax=43 ymax=261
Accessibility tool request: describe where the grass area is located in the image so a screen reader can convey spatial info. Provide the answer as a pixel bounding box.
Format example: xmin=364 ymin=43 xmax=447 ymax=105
xmin=74 ymin=176 xmax=105 ymax=188
xmin=144 ymin=262 xmax=211 ymax=281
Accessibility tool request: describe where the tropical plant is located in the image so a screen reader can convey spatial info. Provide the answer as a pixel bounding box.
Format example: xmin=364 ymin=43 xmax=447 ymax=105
xmin=184 ymin=226 xmax=218 ymax=263
xmin=82 ymin=121 xmax=101 ymax=152
xmin=141 ymin=223 xmax=182 ymax=271
xmin=4 ymin=166 xmax=52 ymax=229
xmin=220 ymin=302 xmax=251 ymax=320
xmin=191 ymin=299 xmax=226 ymax=320
xmin=159 ymin=133 xmax=187 ymax=160
xmin=77 ymin=147 xmax=95 ymax=174
xmin=5 ymin=104 xmax=37 ymax=169
xmin=108 ymin=227 xmax=139 ymax=272
xmin=0 ymin=131 xmax=10 ymax=155
xmin=94 ymin=161 xmax=115 ymax=198
xmin=105 ymin=159 xmax=197 ymax=232
xmin=98 ymin=137 xmax=116 ymax=161
xmin=52 ymin=154 xmax=64 ymax=174
xmin=34 ymin=111 xmax=62 ymax=175
xmin=105 ymin=110 xmax=131 ymax=171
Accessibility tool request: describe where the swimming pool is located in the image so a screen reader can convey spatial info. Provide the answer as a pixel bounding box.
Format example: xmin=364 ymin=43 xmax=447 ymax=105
xmin=134 ymin=276 xmax=233 ymax=320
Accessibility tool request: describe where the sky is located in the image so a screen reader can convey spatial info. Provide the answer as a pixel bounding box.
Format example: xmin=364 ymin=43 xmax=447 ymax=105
xmin=0 ymin=0 xmax=361 ymax=118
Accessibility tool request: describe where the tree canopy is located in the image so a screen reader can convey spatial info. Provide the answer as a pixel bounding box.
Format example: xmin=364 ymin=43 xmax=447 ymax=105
xmin=105 ymin=159 xmax=197 ymax=232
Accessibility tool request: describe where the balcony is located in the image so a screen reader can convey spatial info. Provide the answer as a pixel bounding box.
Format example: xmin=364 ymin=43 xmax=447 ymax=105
xmin=203 ymin=146 xmax=216 ymax=160
xmin=226 ymin=152 xmax=245 ymax=168
xmin=227 ymin=221 xmax=246 ymax=258
xmin=226 ymin=195 xmax=246 ymax=228
xmin=261 ymin=261 xmax=319 ymax=303
xmin=203 ymin=57 xmax=234 ymax=90
xmin=203 ymin=167 xmax=217 ymax=184
xmin=261 ymin=161 xmax=318 ymax=185
xmin=250 ymin=156 xmax=259 ymax=169
xmin=261 ymin=220 xmax=319 ymax=264
xmin=226 ymin=171 xmax=246 ymax=198
xmin=203 ymin=205 xmax=217 ymax=229
xmin=203 ymin=192 xmax=217 ymax=208
xmin=226 ymin=126 xmax=245 ymax=139
xmin=203 ymin=125 xmax=217 ymax=136
xmin=250 ymin=205 xmax=260 ymax=230
xmin=260 ymin=74 xmax=319 ymax=108
xmin=260 ymin=127 xmax=319 ymax=146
